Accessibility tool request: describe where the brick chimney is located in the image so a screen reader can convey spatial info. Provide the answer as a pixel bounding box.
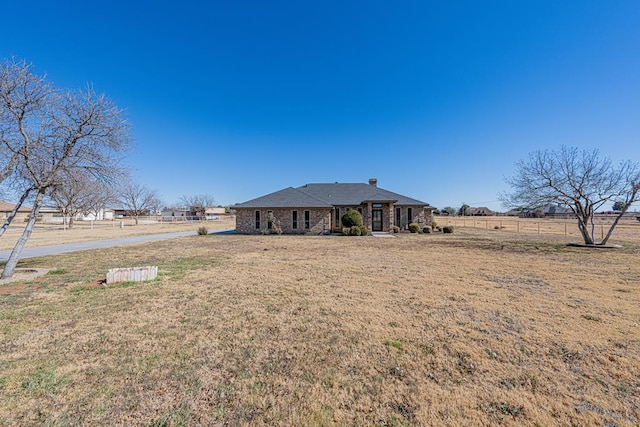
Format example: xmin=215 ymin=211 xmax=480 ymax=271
xmin=368 ymin=178 xmax=377 ymax=187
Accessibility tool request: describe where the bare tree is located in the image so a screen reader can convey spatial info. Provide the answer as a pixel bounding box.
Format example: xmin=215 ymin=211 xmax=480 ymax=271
xmin=0 ymin=58 xmax=49 ymax=188
xmin=0 ymin=59 xmax=47 ymax=238
xmin=501 ymin=146 xmax=640 ymax=245
xmin=50 ymin=170 xmax=118 ymax=228
xmin=179 ymin=194 xmax=216 ymax=220
xmin=0 ymin=58 xmax=130 ymax=278
xmin=118 ymin=182 xmax=163 ymax=225
xmin=441 ymin=206 xmax=456 ymax=216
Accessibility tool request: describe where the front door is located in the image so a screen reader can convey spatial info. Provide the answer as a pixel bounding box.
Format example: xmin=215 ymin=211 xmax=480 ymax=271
xmin=372 ymin=208 xmax=383 ymax=231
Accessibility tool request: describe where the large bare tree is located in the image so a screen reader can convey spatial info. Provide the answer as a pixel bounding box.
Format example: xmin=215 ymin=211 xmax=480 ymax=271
xmin=0 ymin=58 xmax=130 ymax=278
xmin=179 ymin=194 xmax=216 ymax=220
xmin=0 ymin=59 xmax=49 ymax=238
xmin=118 ymin=182 xmax=163 ymax=225
xmin=0 ymin=59 xmax=48 ymax=187
xmin=501 ymin=146 xmax=640 ymax=245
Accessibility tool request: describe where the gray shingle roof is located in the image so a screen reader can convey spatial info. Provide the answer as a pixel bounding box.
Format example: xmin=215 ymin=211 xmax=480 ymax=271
xmin=232 ymin=187 xmax=333 ymax=209
xmin=234 ymin=182 xmax=430 ymax=209
xmin=298 ymin=183 xmax=429 ymax=206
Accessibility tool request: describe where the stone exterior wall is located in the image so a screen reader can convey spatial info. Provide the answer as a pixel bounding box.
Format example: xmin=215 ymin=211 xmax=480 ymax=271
xmin=236 ymin=205 xmax=432 ymax=235
xmin=235 ymin=208 xmax=332 ymax=235
xmin=393 ymin=206 xmax=432 ymax=230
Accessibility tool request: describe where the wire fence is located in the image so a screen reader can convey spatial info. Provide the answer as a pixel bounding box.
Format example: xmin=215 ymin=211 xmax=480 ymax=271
xmin=436 ymin=215 xmax=640 ymax=241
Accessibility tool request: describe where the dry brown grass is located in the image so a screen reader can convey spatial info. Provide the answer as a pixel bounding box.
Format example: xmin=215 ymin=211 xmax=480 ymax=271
xmin=0 ymin=228 xmax=639 ymax=426
xmin=0 ymin=217 xmax=236 ymax=250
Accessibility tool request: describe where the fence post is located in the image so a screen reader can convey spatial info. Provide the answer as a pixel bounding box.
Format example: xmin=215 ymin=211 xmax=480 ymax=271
xmin=537 ymin=222 xmax=540 ymax=234
xmin=601 ymin=224 xmax=604 ymax=240
xmin=564 ymin=222 xmax=567 ymax=236
xmin=517 ymin=221 xmax=520 ymax=232
xmin=485 ymin=220 xmax=488 ymax=229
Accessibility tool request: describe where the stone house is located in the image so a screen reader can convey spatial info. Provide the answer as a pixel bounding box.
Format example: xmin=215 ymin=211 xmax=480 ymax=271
xmin=466 ymin=207 xmax=495 ymax=216
xmin=519 ymin=204 xmax=574 ymax=218
xmin=233 ymin=179 xmax=433 ymax=234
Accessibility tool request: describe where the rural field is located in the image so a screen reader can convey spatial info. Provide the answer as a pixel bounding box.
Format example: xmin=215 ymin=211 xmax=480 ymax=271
xmin=0 ymin=225 xmax=639 ymax=426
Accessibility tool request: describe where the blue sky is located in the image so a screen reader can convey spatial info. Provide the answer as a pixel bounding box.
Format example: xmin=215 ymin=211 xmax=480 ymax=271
xmin=2 ymin=1 xmax=639 ymax=211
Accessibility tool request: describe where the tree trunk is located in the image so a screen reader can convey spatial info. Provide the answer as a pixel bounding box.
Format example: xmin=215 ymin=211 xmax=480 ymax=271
xmin=577 ymin=217 xmax=595 ymax=245
xmin=0 ymin=188 xmax=31 ymax=239
xmin=602 ymin=185 xmax=640 ymax=245
xmin=601 ymin=214 xmax=623 ymax=245
xmin=1 ymin=188 xmax=45 ymax=279
xmin=69 ymin=216 xmax=75 ymax=229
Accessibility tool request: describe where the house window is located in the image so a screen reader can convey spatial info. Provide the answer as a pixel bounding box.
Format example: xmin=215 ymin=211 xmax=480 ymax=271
xmin=267 ymin=210 xmax=273 ymax=230
xmin=292 ymin=210 xmax=298 ymax=229
xmin=395 ymin=207 xmax=401 ymax=227
xmin=335 ymin=207 xmax=340 ymax=225
xmin=372 ymin=203 xmax=383 ymax=208
xmin=408 ymin=207 xmax=413 ymax=223
xmin=255 ymin=211 xmax=260 ymax=229
xmin=304 ymin=210 xmax=310 ymax=229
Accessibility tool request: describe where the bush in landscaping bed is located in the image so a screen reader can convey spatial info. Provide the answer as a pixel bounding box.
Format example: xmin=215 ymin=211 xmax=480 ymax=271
xmin=342 ymin=225 xmax=368 ymax=236
xmin=423 ymin=226 xmax=432 ymax=234
xmin=392 ymin=225 xmax=400 ymax=233
xmin=442 ymin=225 xmax=454 ymax=234
xmin=408 ymin=223 xmax=420 ymax=233
xmin=197 ymin=226 xmax=208 ymax=235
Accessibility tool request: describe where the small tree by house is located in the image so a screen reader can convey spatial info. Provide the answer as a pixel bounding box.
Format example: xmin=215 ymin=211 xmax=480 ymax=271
xmin=341 ymin=209 xmax=368 ymax=235
xmin=267 ymin=212 xmax=283 ymax=235
xmin=341 ymin=209 xmax=363 ymax=227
